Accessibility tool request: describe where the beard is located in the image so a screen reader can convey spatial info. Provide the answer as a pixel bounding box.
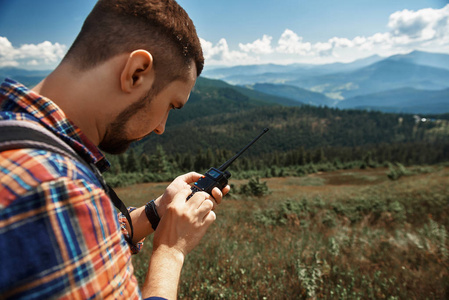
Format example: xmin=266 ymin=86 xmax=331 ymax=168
xmin=99 ymin=88 xmax=155 ymax=154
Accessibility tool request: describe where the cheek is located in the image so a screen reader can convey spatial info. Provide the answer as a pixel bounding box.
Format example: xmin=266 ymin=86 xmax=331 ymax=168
xmin=128 ymin=113 xmax=153 ymax=136
xmin=126 ymin=105 xmax=167 ymax=137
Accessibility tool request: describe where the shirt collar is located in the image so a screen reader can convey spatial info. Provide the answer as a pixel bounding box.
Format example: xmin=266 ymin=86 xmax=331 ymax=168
xmin=0 ymin=78 xmax=110 ymax=172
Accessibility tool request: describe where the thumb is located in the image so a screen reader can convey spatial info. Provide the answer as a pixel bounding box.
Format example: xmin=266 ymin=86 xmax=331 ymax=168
xmin=177 ymin=172 xmax=203 ymax=184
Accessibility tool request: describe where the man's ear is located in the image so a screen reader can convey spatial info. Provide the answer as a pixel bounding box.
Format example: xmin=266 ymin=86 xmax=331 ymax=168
xmin=120 ymin=50 xmax=154 ymax=93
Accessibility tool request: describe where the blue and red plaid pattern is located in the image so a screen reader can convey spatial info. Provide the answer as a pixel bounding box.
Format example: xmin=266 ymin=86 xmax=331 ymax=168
xmin=0 ymin=79 xmax=144 ymax=299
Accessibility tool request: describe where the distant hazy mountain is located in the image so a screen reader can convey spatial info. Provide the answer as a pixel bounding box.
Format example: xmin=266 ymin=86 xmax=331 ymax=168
xmin=293 ymin=59 xmax=449 ymax=99
xmin=202 ymin=55 xmax=383 ymax=85
xmin=244 ymin=83 xmax=335 ymax=107
xmin=202 ymin=63 xmax=309 ymax=78
xmin=202 ymin=51 xmax=449 ymax=100
xmin=2 ymin=50 xmax=449 ymax=114
xmin=305 ymin=54 xmax=383 ymax=74
xmin=0 ymin=67 xmax=50 ymax=77
xmin=338 ymin=87 xmax=449 ymax=114
xmin=0 ymin=67 xmax=50 ymax=87
xmin=386 ymin=50 xmax=449 ymax=70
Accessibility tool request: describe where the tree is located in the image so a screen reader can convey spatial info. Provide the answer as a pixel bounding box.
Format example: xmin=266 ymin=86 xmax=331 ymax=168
xmin=313 ymin=148 xmax=326 ymax=164
xmin=118 ymin=154 xmax=126 ymax=172
xmin=194 ymin=150 xmax=205 ymax=171
xmin=181 ymin=154 xmax=194 ymax=171
xmin=141 ymin=153 xmax=150 ymax=171
xmin=298 ymin=147 xmax=306 ymax=165
xmin=126 ymin=148 xmax=139 ymax=172
xmin=149 ymin=145 xmax=171 ymax=173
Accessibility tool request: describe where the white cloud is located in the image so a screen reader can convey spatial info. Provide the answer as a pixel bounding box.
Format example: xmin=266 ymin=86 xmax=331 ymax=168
xmin=4 ymin=4 xmax=449 ymax=69
xmin=388 ymin=6 xmax=449 ymax=41
xmin=313 ymin=42 xmax=334 ymax=57
xmin=200 ymin=37 xmax=250 ymax=65
xmin=0 ymin=36 xmax=66 ymax=69
xmin=27 ymin=60 xmax=39 ymax=66
xmin=276 ymin=29 xmax=312 ymax=55
xmin=239 ymin=35 xmax=273 ymax=54
xmin=0 ymin=37 xmax=19 ymax=67
xmin=202 ymin=4 xmax=449 ymax=66
xmin=329 ymin=37 xmax=354 ymax=48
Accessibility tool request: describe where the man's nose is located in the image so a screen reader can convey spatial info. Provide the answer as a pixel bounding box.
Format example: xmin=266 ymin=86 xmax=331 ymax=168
xmin=154 ymin=119 xmax=166 ymax=135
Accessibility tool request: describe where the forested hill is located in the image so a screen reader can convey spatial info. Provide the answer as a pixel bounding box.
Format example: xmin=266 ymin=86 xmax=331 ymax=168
xmin=136 ymin=76 xmax=449 ymax=159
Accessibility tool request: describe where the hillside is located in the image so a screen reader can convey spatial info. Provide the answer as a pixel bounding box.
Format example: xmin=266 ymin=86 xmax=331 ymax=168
xmin=338 ymin=87 xmax=449 ymax=114
xmin=138 ymin=98 xmax=449 ymax=158
xmin=245 ymin=83 xmax=335 ymax=107
xmin=194 ymin=77 xmax=303 ymax=107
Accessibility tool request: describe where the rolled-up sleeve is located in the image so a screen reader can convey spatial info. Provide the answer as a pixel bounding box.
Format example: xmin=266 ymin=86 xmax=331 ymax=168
xmin=118 ymin=207 xmax=145 ymax=254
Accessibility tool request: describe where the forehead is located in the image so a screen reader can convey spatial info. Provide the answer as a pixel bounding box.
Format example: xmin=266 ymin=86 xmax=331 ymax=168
xmin=161 ymin=62 xmax=197 ymax=99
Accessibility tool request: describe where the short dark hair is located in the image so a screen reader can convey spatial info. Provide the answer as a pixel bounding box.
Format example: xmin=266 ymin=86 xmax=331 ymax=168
xmin=63 ymin=0 xmax=204 ymax=92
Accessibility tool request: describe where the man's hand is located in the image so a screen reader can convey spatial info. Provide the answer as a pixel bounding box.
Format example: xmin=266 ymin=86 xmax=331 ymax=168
xmin=155 ymin=172 xmax=230 ymax=218
xmin=142 ymin=187 xmax=217 ymax=299
xmin=128 ymin=172 xmax=229 ymax=244
xmin=154 ymin=188 xmax=216 ymax=255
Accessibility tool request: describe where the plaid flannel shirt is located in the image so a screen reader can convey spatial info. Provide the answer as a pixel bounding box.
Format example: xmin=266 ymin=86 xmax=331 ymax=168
xmin=0 ymin=79 xmax=146 ymax=299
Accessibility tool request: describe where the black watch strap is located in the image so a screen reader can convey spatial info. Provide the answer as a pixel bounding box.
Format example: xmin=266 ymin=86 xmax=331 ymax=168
xmin=144 ymin=200 xmax=160 ymax=231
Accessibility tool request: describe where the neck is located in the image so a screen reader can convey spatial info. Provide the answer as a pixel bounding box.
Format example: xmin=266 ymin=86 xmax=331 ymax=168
xmin=32 ymin=61 xmax=120 ymax=146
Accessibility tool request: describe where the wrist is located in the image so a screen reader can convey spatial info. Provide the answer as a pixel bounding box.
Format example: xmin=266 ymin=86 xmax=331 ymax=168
xmin=154 ymin=195 xmax=163 ymax=215
xmin=152 ymin=244 xmax=186 ymax=265
xmin=144 ymin=199 xmax=160 ymax=231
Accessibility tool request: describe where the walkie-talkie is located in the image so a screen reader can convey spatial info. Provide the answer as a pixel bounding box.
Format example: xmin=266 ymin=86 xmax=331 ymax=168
xmin=187 ymin=128 xmax=269 ymax=200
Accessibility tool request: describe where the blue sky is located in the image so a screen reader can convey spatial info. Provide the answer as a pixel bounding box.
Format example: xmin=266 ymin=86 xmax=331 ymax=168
xmin=1 ymin=0 xmax=448 ymax=69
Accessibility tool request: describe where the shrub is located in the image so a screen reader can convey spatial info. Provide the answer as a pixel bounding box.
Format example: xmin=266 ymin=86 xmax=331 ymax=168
xmin=387 ymin=162 xmax=410 ymax=180
xmin=322 ymin=211 xmax=337 ymax=228
xmin=239 ymin=177 xmax=270 ymax=197
xmin=419 ymin=219 xmax=449 ymax=258
xmin=388 ymin=200 xmax=406 ymax=223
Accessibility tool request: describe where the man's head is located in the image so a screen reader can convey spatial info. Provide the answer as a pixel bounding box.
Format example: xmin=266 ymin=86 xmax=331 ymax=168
xmin=63 ymin=0 xmax=204 ymax=94
xmin=98 ymin=55 xmax=197 ymax=154
xmin=55 ymin=0 xmax=203 ymax=154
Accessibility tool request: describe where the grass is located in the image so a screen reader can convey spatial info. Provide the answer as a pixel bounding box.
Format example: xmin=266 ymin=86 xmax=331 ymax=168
xmin=117 ymin=166 xmax=449 ymax=299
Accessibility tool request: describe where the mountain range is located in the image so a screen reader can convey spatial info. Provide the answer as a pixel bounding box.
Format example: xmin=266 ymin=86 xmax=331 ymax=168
xmin=1 ymin=50 xmax=448 ymax=114
xmin=137 ymin=75 xmax=449 ymax=157
xmin=1 ymin=62 xmax=448 ymax=159
xmin=203 ymin=50 xmax=449 ymax=114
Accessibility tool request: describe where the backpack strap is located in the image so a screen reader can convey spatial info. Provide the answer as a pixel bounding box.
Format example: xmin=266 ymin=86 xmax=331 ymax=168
xmin=0 ymin=119 xmax=134 ymax=241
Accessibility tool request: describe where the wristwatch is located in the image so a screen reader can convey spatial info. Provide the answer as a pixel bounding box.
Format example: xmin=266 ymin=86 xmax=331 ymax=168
xmin=144 ymin=199 xmax=160 ymax=231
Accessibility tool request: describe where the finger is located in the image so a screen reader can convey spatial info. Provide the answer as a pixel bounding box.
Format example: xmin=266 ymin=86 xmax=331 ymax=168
xmin=172 ymin=187 xmax=195 ymax=205
xmin=177 ymin=172 xmax=203 ymax=184
xmin=222 ymin=185 xmax=231 ymax=196
xmin=202 ymin=210 xmax=216 ymax=225
xmin=211 ymin=187 xmax=223 ymax=205
xmin=197 ymin=199 xmax=214 ymax=217
xmin=188 ymin=191 xmax=209 ymax=208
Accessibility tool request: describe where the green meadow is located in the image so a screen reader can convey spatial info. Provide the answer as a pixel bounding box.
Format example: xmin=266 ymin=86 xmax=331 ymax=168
xmin=117 ymin=165 xmax=449 ymax=299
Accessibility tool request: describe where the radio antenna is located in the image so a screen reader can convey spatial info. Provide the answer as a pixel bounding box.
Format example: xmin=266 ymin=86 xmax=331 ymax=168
xmin=218 ymin=128 xmax=269 ymax=171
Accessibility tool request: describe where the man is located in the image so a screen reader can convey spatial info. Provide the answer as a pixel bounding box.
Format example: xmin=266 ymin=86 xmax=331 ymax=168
xmin=0 ymin=0 xmax=229 ymax=299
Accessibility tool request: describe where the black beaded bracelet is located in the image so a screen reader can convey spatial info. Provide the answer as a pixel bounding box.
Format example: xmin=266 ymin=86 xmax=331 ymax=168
xmin=144 ymin=200 xmax=160 ymax=231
